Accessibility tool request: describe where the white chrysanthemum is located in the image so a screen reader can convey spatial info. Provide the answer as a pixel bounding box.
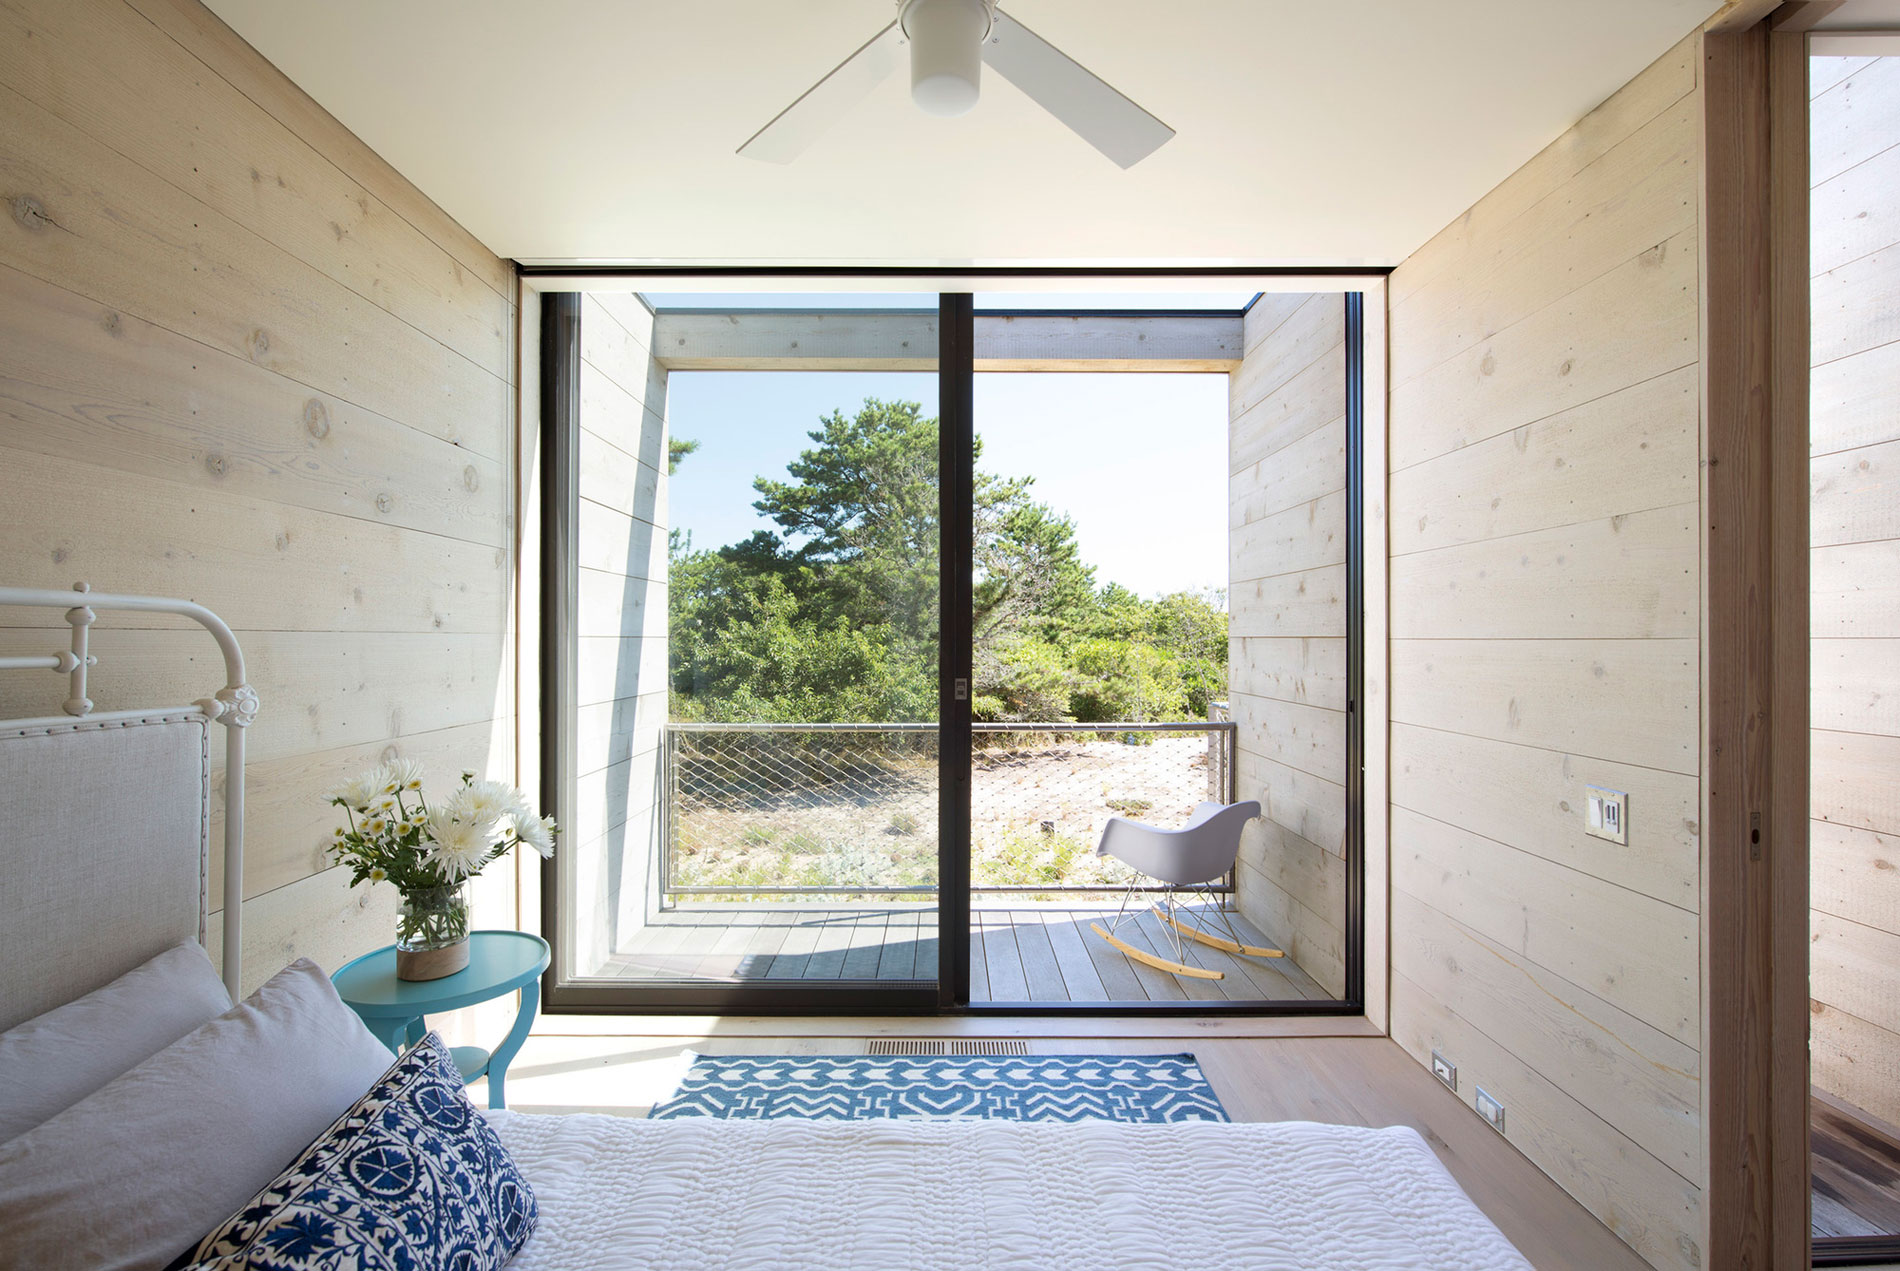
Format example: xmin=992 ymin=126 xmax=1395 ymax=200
xmin=361 ymin=815 xmax=389 ymax=836
xmin=382 ymin=757 xmax=427 ymax=793
xmin=460 ymin=779 xmax=526 ymax=828
xmin=513 ymin=811 xmax=557 ymax=859
xmin=367 ymin=867 xmax=387 ymax=882
xmin=425 ymin=810 xmax=491 ymax=881
xmin=435 ymin=788 xmax=495 ymax=838
xmin=330 ymin=770 xmax=382 ymax=812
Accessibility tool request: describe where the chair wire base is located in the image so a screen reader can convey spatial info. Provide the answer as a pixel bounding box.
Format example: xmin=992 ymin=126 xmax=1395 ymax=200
xmin=1099 ymin=877 xmax=1284 ymax=976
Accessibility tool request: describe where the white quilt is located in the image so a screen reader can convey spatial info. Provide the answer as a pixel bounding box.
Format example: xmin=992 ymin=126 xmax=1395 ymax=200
xmin=487 ymin=1112 xmax=1534 ymax=1270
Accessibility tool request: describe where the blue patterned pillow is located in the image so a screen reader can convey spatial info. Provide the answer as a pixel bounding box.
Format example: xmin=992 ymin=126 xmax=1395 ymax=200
xmin=173 ymin=1032 xmax=536 ymax=1270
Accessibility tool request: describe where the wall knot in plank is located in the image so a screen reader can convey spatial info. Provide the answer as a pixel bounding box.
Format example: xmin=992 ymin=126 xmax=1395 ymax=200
xmin=11 ymin=195 xmax=51 ymax=232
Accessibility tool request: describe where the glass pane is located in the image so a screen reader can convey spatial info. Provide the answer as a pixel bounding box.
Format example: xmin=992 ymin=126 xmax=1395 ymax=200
xmin=1809 ymin=48 xmax=1900 ymax=1249
xmin=967 ymin=290 xmax=1347 ymax=1005
xmin=563 ymin=292 xmax=940 ymax=990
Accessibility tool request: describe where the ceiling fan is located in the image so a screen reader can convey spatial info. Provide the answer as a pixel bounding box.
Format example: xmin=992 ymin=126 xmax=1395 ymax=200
xmin=738 ymin=0 xmax=1175 ymax=169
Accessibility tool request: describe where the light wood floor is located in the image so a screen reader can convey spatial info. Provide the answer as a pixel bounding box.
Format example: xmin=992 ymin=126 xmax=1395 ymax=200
xmin=598 ymin=903 xmax=1328 ymax=1003
xmin=468 ymin=1023 xmax=1648 ymax=1271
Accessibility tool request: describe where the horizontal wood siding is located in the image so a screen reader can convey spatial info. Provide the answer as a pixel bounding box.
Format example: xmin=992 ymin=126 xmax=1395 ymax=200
xmin=1227 ymin=294 xmax=1347 ymax=997
xmin=571 ymin=294 xmax=669 ymax=976
xmin=1808 ymin=53 xmax=1900 ymax=1131
xmin=0 ymin=0 xmax=516 ymax=994
xmin=1386 ymin=33 xmax=1704 ymax=1271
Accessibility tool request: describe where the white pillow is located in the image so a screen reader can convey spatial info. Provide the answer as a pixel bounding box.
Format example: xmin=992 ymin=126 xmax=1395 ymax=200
xmin=0 ymin=940 xmax=232 ymax=1144
xmin=0 ymin=957 xmax=397 ymax=1271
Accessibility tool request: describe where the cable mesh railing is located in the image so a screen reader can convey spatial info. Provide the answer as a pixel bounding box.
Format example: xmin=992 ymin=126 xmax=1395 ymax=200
xmin=660 ymin=721 xmax=1237 ymax=900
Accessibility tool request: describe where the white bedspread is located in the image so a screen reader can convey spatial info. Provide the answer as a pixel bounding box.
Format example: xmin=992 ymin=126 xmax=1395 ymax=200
xmin=487 ymin=1112 xmax=1533 ymax=1270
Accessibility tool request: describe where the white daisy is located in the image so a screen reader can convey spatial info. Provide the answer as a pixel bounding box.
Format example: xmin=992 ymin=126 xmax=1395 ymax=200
xmin=367 ymin=867 xmax=387 ymax=882
xmin=362 ymin=815 xmax=389 ymax=836
xmin=513 ymin=811 xmax=557 ymax=859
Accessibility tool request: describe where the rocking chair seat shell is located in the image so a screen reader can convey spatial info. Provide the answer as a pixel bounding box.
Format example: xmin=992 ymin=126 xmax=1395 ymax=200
xmin=1094 ymin=800 xmax=1262 ymax=887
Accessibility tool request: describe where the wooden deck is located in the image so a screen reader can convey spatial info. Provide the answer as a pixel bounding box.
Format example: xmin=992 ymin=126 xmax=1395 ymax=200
xmin=597 ymin=904 xmax=1329 ymax=1002
xmin=1814 ymin=1091 xmax=1900 ymax=1241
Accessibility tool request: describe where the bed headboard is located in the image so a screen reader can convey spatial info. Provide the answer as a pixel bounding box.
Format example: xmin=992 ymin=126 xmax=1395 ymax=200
xmin=0 ymin=585 xmax=253 ymax=1029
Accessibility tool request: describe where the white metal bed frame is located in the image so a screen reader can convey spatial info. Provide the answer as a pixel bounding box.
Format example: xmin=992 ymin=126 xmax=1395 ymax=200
xmin=0 ymin=583 xmax=253 ymax=1000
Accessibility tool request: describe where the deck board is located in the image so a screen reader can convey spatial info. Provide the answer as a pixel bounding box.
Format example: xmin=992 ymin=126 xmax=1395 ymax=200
xmin=690 ymin=909 xmax=765 ymax=979
xmin=969 ymin=915 xmax=993 ymax=1001
xmin=840 ymin=913 xmax=888 ymax=979
xmin=802 ymin=913 xmax=857 ymax=979
xmin=765 ymin=914 xmax=824 ymax=979
xmin=1813 ymin=1093 xmax=1900 ymax=1240
xmin=980 ymin=912 xmax=1031 ymax=1001
xmin=1131 ymin=908 xmax=1225 ymax=1002
xmin=914 ymin=917 xmax=939 ymax=983
xmin=1071 ymin=911 xmax=1152 ymax=1001
xmin=1033 ymin=910 xmax=1109 ymax=1001
xmin=875 ymin=909 xmax=919 ymax=979
xmin=1111 ymin=912 xmax=1189 ymax=1002
xmin=606 ymin=904 xmax=1325 ymax=1004
xmin=1009 ymin=911 xmax=1073 ymax=1002
xmin=735 ymin=912 xmax=795 ymax=978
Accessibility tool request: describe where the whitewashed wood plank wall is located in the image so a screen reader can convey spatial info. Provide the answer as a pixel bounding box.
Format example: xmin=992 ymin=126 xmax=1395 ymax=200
xmin=0 ymin=0 xmax=519 ymax=994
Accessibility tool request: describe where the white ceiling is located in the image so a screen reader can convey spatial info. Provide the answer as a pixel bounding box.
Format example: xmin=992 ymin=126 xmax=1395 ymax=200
xmin=205 ymin=0 xmax=1719 ymax=267
xmin=1814 ymin=0 xmax=1900 ymax=27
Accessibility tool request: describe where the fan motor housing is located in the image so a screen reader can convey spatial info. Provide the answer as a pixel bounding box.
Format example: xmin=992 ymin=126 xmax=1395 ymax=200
xmin=899 ymin=0 xmax=995 ymax=116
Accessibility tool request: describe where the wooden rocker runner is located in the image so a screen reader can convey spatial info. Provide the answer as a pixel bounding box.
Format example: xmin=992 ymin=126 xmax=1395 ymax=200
xmin=1089 ymin=800 xmax=1283 ymax=980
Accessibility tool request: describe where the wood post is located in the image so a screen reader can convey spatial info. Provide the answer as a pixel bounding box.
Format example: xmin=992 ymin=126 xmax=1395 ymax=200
xmin=1698 ymin=18 xmax=1811 ymax=1268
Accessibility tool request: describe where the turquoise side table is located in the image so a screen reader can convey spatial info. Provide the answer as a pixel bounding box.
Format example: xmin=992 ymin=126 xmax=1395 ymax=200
xmin=332 ymin=930 xmax=549 ymax=1110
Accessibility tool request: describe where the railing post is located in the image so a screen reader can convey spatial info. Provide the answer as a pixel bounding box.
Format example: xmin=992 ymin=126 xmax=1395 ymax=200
xmin=1226 ymin=724 xmax=1237 ymax=805
xmin=659 ymin=724 xmax=676 ymax=911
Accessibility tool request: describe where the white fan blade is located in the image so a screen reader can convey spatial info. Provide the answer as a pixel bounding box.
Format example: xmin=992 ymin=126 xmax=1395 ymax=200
xmin=739 ymin=20 xmax=904 ymax=163
xmin=982 ymin=10 xmax=1174 ymax=168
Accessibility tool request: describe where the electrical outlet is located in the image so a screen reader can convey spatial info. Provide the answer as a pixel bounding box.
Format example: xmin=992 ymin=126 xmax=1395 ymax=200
xmin=1475 ymin=1087 xmax=1505 ymax=1134
xmin=1431 ymin=1050 xmax=1457 ymax=1091
xmin=1584 ymin=784 xmax=1629 ymax=845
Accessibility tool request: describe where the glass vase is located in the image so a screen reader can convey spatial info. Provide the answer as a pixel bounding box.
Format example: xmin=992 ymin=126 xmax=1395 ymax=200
xmin=394 ymin=882 xmax=470 ymax=981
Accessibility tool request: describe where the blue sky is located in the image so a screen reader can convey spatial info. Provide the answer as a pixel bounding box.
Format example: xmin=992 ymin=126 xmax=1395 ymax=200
xmin=664 ymin=369 xmax=1230 ymax=599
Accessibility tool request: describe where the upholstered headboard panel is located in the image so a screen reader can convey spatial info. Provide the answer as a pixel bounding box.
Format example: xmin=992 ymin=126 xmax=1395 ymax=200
xmin=0 ymin=712 xmax=212 ymax=1032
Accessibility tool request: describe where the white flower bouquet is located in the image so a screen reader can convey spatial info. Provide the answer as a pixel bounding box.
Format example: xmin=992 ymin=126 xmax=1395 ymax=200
xmin=326 ymin=761 xmax=555 ymax=966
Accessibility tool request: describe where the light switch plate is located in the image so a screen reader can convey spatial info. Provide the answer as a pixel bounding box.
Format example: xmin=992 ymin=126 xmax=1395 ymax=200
xmin=1475 ymin=1087 xmax=1505 ymax=1133
xmin=1431 ymin=1050 xmax=1457 ymax=1091
xmin=1585 ymin=784 xmax=1629 ymax=845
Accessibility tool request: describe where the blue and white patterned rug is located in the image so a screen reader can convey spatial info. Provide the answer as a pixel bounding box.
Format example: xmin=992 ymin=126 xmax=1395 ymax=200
xmin=646 ymin=1053 xmax=1229 ymax=1122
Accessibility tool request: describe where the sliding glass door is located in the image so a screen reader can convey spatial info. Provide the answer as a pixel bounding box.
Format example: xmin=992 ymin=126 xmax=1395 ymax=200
xmin=1808 ymin=37 xmax=1900 ymax=1266
xmin=957 ymin=290 xmax=1359 ymax=1010
xmin=542 ymin=290 xmax=956 ymax=1011
xmin=537 ymin=279 xmax=1365 ymax=1017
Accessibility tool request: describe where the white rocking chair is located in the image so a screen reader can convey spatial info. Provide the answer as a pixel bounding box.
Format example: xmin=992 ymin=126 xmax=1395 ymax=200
xmin=1089 ymin=800 xmax=1282 ymax=980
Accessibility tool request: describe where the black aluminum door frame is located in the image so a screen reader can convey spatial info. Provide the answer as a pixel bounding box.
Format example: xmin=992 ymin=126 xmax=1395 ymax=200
xmin=938 ymin=293 xmax=975 ymax=1009
xmin=535 ymin=274 xmax=1374 ymax=1018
